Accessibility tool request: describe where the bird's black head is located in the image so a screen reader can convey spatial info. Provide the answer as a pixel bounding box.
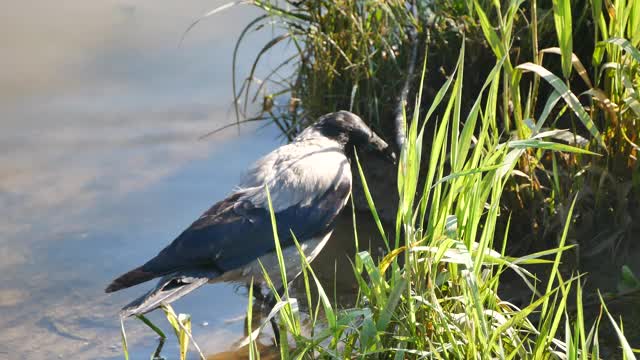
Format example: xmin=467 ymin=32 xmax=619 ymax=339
xmin=311 ymin=111 xmax=396 ymax=163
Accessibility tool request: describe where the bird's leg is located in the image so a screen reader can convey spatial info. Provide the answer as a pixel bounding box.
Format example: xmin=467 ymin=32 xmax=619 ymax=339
xmin=265 ymin=291 xmax=281 ymax=347
xmin=252 ymin=282 xmax=267 ymax=305
xmin=151 ymin=337 xmax=166 ymax=360
xmin=131 ymin=315 xmax=167 ymax=359
xmin=247 ymin=283 xmax=281 ymax=346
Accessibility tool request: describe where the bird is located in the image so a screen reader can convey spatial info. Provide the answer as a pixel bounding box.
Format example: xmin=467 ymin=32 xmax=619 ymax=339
xmin=105 ymin=110 xmax=395 ymax=318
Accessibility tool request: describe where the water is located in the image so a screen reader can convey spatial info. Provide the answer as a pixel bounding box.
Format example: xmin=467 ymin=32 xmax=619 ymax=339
xmin=0 ymin=2 xmax=381 ymax=359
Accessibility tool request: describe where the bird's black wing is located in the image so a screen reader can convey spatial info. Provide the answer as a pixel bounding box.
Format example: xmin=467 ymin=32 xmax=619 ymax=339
xmin=105 ymin=179 xmax=350 ymax=293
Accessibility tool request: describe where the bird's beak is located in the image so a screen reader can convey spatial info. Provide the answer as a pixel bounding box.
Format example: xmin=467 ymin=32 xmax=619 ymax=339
xmin=369 ymin=133 xmax=397 ymax=165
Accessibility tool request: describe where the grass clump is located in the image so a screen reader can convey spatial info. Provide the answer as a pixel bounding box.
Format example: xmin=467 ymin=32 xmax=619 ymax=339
xmin=222 ymin=0 xmax=640 ymax=249
xmin=222 ymin=0 xmax=422 ymax=138
xmin=243 ymin=44 xmax=635 ymax=358
xmin=464 ymin=0 xmax=640 ymax=258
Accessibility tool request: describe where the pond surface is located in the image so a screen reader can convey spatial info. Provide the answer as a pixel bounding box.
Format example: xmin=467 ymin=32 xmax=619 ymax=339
xmin=0 ymin=2 xmax=382 ymax=359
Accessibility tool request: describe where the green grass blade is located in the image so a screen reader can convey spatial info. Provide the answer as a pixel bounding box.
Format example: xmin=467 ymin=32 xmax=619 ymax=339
xmin=136 ymin=315 xmax=166 ymax=339
xmin=541 ymin=195 xmax=578 ymax=318
xmin=377 ymin=277 xmax=407 ymax=332
xmin=541 ymin=47 xmax=592 ymax=87
xmin=354 ymin=152 xmax=390 ymax=249
xmin=551 ymin=0 xmax=573 ymax=78
xmin=473 ymin=1 xmax=511 ymax=72
xmin=120 ymin=318 xmax=129 ymax=360
xmin=264 ymin=185 xmax=289 ymax=299
xmin=599 ymin=292 xmax=637 ymax=359
xmin=506 ymin=139 xmax=600 ymax=155
xmin=517 ymin=62 xmax=606 ymax=149
xmin=607 ymin=37 xmax=640 ymax=62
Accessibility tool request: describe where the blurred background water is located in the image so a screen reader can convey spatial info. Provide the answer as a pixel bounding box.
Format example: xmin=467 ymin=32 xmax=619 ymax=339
xmin=0 ymin=1 xmax=298 ymax=358
xmin=0 ymin=1 xmax=389 ymax=358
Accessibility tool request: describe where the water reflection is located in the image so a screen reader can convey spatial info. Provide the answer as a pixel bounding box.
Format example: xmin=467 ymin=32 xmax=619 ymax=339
xmin=0 ymin=1 xmax=293 ymax=359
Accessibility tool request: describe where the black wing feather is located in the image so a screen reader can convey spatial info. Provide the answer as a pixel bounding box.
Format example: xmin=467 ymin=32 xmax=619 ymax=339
xmin=105 ymin=179 xmax=350 ymax=293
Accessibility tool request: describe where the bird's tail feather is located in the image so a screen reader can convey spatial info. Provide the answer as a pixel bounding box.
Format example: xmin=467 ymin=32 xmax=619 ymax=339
xmin=119 ymin=269 xmax=219 ymax=318
xmin=105 ymin=266 xmax=158 ymax=293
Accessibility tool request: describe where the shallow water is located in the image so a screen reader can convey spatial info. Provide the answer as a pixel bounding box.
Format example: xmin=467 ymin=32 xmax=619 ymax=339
xmin=0 ymin=2 xmax=382 ymax=359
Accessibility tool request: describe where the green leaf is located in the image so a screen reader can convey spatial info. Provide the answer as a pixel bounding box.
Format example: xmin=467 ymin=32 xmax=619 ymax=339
xmin=607 ymin=37 xmax=640 ymax=63
xmin=433 ymin=164 xmax=503 ymax=188
xmin=119 ymin=319 xmax=129 ymax=360
xmin=599 ymin=293 xmax=637 ymax=360
xmin=618 ymin=265 xmax=640 ymax=292
xmin=377 ymin=278 xmax=407 ymax=332
xmin=473 ymin=1 xmax=512 ymax=73
xmin=517 ymin=62 xmax=606 ymax=149
xmin=551 ymin=0 xmax=573 ymax=78
xmin=354 ymin=152 xmax=390 ymax=250
xmin=507 ymin=139 xmax=600 ymax=155
xmin=541 ymin=47 xmax=592 ymax=87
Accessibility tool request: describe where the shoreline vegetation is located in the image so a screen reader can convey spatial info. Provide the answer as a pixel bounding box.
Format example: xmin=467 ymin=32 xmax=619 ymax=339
xmin=122 ymin=0 xmax=640 ymax=358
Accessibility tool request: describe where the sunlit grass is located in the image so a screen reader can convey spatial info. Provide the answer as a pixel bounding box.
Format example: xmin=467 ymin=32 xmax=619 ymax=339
xmin=120 ymin=304 xmax=204 ymax=360
xmin=241 ymin=43 xmax=634 ymax=358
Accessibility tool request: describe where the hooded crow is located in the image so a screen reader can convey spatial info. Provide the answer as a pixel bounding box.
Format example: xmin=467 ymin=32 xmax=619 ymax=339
xmin=106 ymin=110 xmax=394 ymax=317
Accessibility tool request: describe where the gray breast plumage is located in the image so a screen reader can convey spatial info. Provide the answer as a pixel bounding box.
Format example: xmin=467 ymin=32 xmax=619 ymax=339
xmin=237 ymin=136 xmax=352 ymax=212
